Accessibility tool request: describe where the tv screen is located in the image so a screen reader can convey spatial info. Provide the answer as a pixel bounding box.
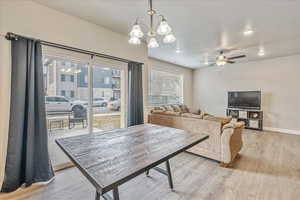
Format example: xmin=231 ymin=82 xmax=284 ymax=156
xmin=228 ymin=91 xmax=261 ymax=110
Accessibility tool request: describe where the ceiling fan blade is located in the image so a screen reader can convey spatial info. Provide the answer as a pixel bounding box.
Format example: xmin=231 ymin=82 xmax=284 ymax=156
xmin=226 ymin=60 xmax=235 ymax=64
xmin=227 ymin=55 xmax=246 ymax=60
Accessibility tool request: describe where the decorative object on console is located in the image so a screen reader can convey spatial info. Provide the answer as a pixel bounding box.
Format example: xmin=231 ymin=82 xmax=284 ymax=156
xmin=227 ymin=108 xmax=263 ymax=131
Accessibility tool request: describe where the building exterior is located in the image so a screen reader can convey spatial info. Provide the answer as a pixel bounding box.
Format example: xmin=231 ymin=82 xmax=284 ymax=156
xmin=44 ymin=57 xmax=121 ymax=101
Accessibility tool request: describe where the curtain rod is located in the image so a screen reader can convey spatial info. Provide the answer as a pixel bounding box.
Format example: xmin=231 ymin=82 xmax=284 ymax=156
xmin=4 ymin=32 xmax=144 ymax=65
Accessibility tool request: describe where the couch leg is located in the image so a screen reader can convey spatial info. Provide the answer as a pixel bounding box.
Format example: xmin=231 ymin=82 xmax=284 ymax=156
xmin=219 ymin=162 xmax=230 ymax=168
xmin=220 ymin=153 xmax=241 ymax=168
xmin=235 ymin=153 xmax=241 ymax=160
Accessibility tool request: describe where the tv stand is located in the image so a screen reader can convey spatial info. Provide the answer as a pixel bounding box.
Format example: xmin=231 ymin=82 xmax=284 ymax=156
xmin=226 ymin=108 xmax=263 ymax=131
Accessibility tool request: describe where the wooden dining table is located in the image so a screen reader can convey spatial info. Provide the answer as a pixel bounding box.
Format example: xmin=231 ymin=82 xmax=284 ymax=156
xmin=56 ymin=123 xmax=209 ymax=200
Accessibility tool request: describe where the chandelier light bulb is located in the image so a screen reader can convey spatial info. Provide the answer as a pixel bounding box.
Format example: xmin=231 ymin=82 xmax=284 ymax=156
xmin=157 ymin=19 xmax=172 ymax=35
xmin=148 ymin=37 xmax=159 ymax=48
xmin=129 ymin=24 xmax=144 ymax=38
xmin=128 ymin=37 xmax=141 ymax=45
xmin=244 ymin=28 xmax=254 ymax=36
xmin=163 ymin=33 xmax=176 ymax=43
xmin=129 ymin=2 xmax=175 ymax=47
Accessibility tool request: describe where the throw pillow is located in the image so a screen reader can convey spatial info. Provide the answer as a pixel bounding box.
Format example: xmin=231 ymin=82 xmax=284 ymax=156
xmin=163 ymin=105 xmax=174 ymax=112
xmin=171 ymin=104 xmax=181 ymax=112
xmin=179 ymin=104 xmax=189 ymax=113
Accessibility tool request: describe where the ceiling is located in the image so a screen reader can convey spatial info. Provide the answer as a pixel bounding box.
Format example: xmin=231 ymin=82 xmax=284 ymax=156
xmin=33 ymin=0 xmax=300 ymax=68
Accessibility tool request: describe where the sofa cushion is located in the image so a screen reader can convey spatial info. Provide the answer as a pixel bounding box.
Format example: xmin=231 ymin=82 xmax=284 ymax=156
xmin=222 ymin=121 xmax=245 ymax=131
xmin=164 ymin=111 xmax=181 ymax=116
xmin=203 ymin=115 xmax=232 ymax=126
xmin=181 ymin=113 xmax=202 ymax=119
xmin=151 ymin=110 xmax=166 ymax=114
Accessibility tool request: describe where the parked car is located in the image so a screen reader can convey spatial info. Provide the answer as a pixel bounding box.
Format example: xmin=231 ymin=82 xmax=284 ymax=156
xmin=45 ymin=96 xmax=85 ymax=112
xmin=93 ymin=97 xmax=108 ymax=107
xmin=73 ymin=98 xmax=108 ymax=107
xmin=108 ymin=99 xmax=120 ymax=111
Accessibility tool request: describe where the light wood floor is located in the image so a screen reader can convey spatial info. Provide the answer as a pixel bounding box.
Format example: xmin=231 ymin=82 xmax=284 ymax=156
xmin=1 ymin=130 xmax=300 ymax=200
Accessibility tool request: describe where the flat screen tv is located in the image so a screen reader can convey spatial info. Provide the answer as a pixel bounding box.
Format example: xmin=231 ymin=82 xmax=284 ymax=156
xmin=228 ymin=91 xmax=261 ymax=110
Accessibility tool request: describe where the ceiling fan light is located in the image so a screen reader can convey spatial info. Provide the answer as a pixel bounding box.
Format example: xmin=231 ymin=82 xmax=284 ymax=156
xmin=157 ymin=19 xmax=172 ymax=35
xmin=217 ymin=55 xmax=226 ymax=60
xmin=258 ymin=49 xmax=265 ymax=56
xmin=128 ymin=37 xmax=141 ymax=45
xmin=163 ymin=33 xmax=176 ymax=43
xmin=216 ymin=60 xmax=226 ymax=66
xmin=148 ymin=37 xmax=159 ymax=48
xmin=129 ymin=24 xmax=144 ymax=38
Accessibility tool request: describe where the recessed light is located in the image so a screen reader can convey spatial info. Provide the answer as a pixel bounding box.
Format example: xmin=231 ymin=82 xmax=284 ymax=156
xmin=244 ymin=29 xmax=254 ymax=36
xmin=258 ymin=49 xmax=265 ymax=56
xmin=175 ymin=48 xmax=181 ymax=53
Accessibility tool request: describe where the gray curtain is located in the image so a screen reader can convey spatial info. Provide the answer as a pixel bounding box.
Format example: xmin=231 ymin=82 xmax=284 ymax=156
xmin=127 ymin=62 xmax=144 ymax=126
xmin=1 ymin=37 xmax=54 ymax=192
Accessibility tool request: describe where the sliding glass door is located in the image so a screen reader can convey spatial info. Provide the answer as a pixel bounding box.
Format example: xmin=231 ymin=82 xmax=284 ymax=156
xmin=43 ymin=53 xmax=127 ymax=170
xmin=43 ymin=56 xmax=90 ymax=169
xmin=91 ymin=59 xmax=127 ymax=132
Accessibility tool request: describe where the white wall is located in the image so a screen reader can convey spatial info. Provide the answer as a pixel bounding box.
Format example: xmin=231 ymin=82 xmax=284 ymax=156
xmin=193 ymin=54 xmax=300 ymax=134
xmin=0 ymin=0 xmax=193 ymax=188
xmin=0 ymin=0 xmax=148 ymax=189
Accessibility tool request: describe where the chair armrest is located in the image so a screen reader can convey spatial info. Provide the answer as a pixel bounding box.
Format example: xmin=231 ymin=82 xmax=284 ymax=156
xmin=220 ymin=122 xmax=244 ymax=163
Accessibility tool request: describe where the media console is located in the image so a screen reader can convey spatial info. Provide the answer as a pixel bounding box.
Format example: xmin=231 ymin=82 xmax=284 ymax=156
xmin=226 ymin=108 xmax=263 ymax=131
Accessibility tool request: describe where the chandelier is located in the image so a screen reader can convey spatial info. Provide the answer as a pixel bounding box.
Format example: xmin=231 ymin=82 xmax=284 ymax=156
xmin=128 ymin=0 xmax=176 ymax=48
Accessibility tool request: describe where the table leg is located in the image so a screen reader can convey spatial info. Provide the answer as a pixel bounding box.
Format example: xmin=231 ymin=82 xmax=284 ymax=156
xmin=95 ymin=191 xmax=101 ymax=200
xmin=166 ymin=160 xmax=173 ymax=189
xmin=113 ymin=187 xmax=120 ymax=200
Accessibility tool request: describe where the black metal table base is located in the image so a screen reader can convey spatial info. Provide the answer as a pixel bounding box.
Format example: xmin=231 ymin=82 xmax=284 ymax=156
xmin=95 ymin=160 xmax=173 ymax=200
xmin=96 ymin=187 xmax=119 ymax=200
xmin=148 ymin=160 xmax=174 ymax=189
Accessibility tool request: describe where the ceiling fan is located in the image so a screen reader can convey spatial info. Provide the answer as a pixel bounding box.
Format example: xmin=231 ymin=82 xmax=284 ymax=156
xmin=214 ymin=51 xmax=246 ymax=66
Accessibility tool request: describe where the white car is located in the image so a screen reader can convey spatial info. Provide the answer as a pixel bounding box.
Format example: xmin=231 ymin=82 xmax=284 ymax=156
xmin=93 ymin=97 xmax=108 ymax=107
xmin=108 ymin=99 xmax=120 ymax=111
xmin=45 ymin=96 xmax=85 ymax=112
xmin=73 ymin=98 xmax=108 ymax=107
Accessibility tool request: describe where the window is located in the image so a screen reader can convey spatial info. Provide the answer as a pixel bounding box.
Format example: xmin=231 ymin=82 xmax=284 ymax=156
xmin=61 ymin=74 xmax=66 ymax=82
xmin=61 ymin=90 xmax=66 ymax=96
xmin=70 ymin=90 xmax=75 ymax=98
xmin=104 ymin=77 xmax=110 ymax=84
xmin=46 ymin=96 xmax=56 ymax=102
xmin=56 ymin=96 xmax=69 ymax=102
xmin=148 ymin=70 xmax=183 ymax=106
xmin=70 ymin=75 xmax=74 ymax=82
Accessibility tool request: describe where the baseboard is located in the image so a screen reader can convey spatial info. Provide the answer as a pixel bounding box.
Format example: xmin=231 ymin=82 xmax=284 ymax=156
xmin=263 ymin=127 xmax=300 ymax=135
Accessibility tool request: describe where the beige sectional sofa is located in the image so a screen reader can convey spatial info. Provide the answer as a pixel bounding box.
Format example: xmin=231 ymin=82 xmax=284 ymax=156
xmin=148 ymin=105 xmax=245 ymax=167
